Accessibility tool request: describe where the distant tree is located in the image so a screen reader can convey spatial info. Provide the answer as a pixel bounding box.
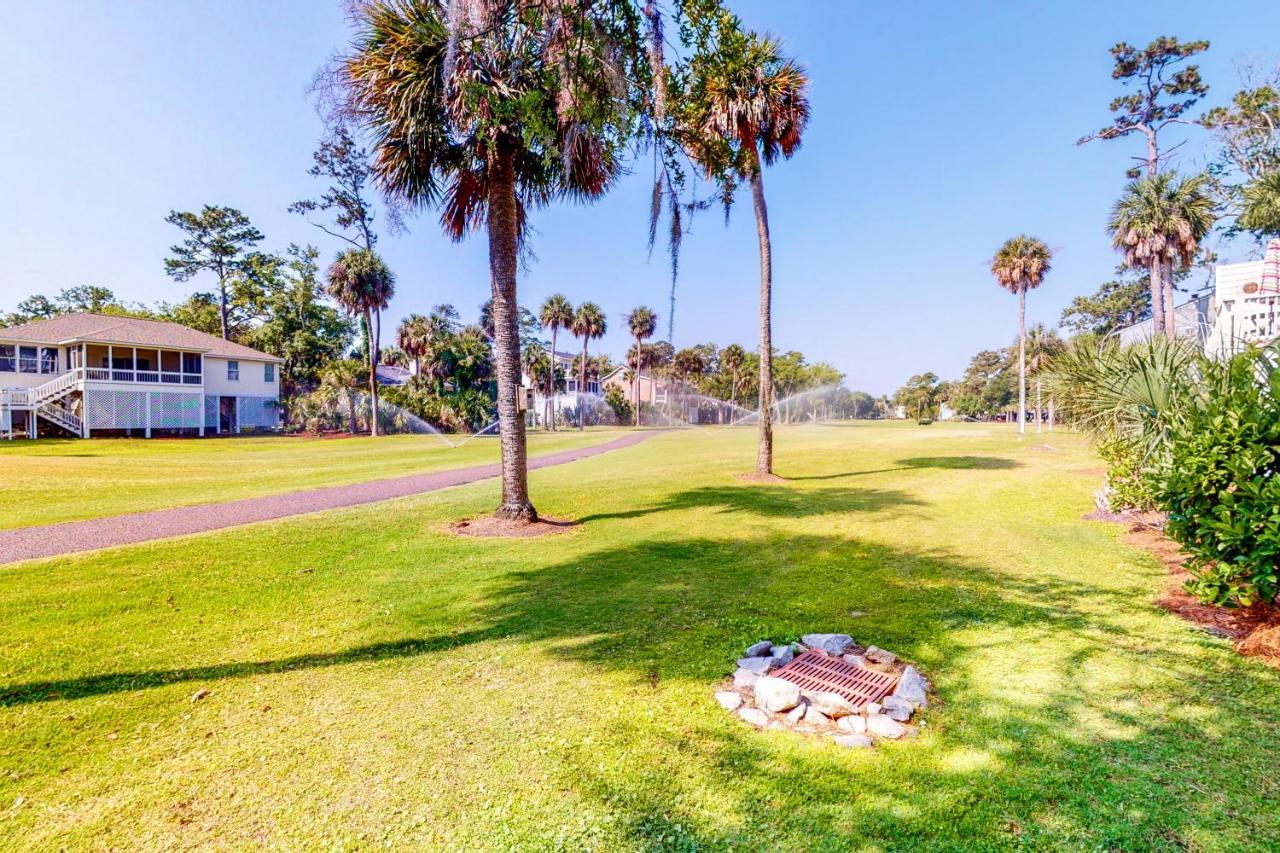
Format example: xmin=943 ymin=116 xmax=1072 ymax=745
xmin=1202 ymin=65 xmax=1280 ymax=232
xmin=893 ymin=372 xmax=940 ymax=423
xmin=326 ymin=249 xmax=395 ymax=436
xmin=396 ymin=313 xmax=432 ymax=375
xmin=1077 ymin=36 xmax=1210 ymax=179
xmin=680 ymin=15 xmax=810 ymax=475
xmin=1060 ymin=273 xmax=1153 ymax=335
xmin=571 ymin=302 xmax=607 ymax=431
xmin=319 ymin=358 xmax=364 ymax=433
xmin=624 ymin=306 xmax=658 ymax=426
xmin=991 ymin=235 xmax=1053 ymax=435
xmin=1024 ymin=324 xmax=1065 ymax=432
xmin=719 ymin=342 xmax=746 ymax=409
xmin=163 ymin=205 xmax=265 ymax=340
xmin=4 ymin=287 xmax=147 ymax=326
xmin=1239 ymin=172 xmax=1280 ymax=237
xmin=1108 ymin=172 xmax=1215 ymax=337
xmin=848 ymin=390 xmax=874 ymax=419
xmin=538 ymin=294 xmax=574 ymax=430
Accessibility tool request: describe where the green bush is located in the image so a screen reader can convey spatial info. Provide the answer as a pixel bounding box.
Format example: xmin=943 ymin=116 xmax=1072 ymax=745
xmin=1097 ymin=435 xmax=1157 ymax=512
xmin=604 ymin=385 xmax=632 ymax=424
xmin=1157 ymin=350 xmax=1280 ymax=608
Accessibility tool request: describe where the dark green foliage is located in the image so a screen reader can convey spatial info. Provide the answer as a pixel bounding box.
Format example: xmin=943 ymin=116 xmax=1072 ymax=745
xmin=164 ymin=206 xmax=265 ymax=340
xmin=604 ymin=384 xmax=631 ymax=423
xmin=1060 ymin=273 xmax=1153 ymax=335
xmin=1158 ymin=350 xmax=1280 ymax=607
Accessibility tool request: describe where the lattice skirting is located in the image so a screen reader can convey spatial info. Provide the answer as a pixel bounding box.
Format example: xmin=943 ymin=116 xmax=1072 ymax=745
xmin=86 ymin=390 xmax=203 ymax=430
xmin=205 ymin=395 xmax=219 ymax=429
xmin=237 ymin=396 xmax=279 ymax=429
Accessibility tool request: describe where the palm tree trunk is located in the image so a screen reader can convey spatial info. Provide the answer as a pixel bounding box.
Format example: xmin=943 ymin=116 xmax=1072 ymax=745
xmin=366 ymin=307 xmax=379 ymax=437
xmin=634 ymin=338 xmax=641 ymax=428
xmin=1017 ymin=289 xmax=1026 ymax=436
xmin=579 ymin=340 xmax=588 ymax=431
xmin=548 ymin=328 xmax=558 ymax=431
xmin=487 ymin=138 xmax=535 ymax=521
xmin=1035 ymin=378 xmax=1042 ymax=434
xmin=1048 ymin=396 xmax=1056 ymax=431
xmin=1162 ymin=259 xmax=1177 ymax=339
xmin=750 ymin=152 xmax=774 ymax=475
xmin=1149 ymin=258 xmax=1166 ymax=337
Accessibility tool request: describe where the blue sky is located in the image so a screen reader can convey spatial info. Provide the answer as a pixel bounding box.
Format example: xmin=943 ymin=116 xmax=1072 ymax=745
xmin=1 ymin=1 xmax=1274 ymax=393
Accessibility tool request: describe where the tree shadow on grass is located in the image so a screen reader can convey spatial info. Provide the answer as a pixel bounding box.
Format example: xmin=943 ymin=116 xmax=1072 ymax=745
xmin=5 ymin=511 xmax=1280 ymax=845
xmin=577 ymin=484 xmax=923 ymax=523
xmin=788 ymin=455 xmax=1020 ymax=480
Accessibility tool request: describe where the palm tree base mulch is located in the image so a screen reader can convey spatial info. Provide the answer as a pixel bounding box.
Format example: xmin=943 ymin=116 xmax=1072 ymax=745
xmin=736 ymin=471 xmax=788 ymax=484
xmin=447 ymin=516 xmax=578 ymax=538
xmin=1115 ymin=518 xmax=1280 ymax=668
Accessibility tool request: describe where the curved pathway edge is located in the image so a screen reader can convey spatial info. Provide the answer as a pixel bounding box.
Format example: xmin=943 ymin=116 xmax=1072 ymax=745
xmin=0 ymin=431 xmax=660 ymax=566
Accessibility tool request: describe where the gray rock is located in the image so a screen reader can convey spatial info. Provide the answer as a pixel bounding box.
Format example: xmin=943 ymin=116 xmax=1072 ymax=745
xmin=802 ymin=705 xmax=831 ymax=725
xmin=833 ymin=734 xmax=874 ymax=748
xmin=733 ymin=668 xmax=760 ymax=689
xmin=739 ymin=707 xmax=770 ymax=728
xmin=843 ymin=654 xmax=870 ymax=668
xmin=784 ymin=703 xmax=807 ymax=725
xmin=865 ymin=701 xmax=882 ymax=716
xmin=836 ymin=714 xmax=867 ymax=734
xmin=881 ymin=695 xmax=913 ymax=722
xmin=769 ymin=644 xmax=795 ymax=668
xmin=864 ymin=646 xmax=897 ymax=665
xmin=866 ymin=713 xmax=906 ymax=739
xmin=893 ymin=665 xmax=929 ymax=708
xmin=801 ymin=633 xmax=856 ymax=655
xmin=802 ymin=691 xmax=857 ymax=719
xmin=715 ymin=691 xmax=743 ymax=712
xmin=745 ymin=640 xmax=774 ymax=657
xmin=736 ymin=656 xmax=774 ymax=676
xmin=754 ymin=676 xmax=802 ymax=713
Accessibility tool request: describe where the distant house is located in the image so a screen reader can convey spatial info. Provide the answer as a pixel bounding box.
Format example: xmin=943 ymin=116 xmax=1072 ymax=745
xmin=599 ymin=365 xmax=669 ymax=407
xmin=524 ymin=350 xmax=603 ymax=426
xmin=1 ymin=313 xmax=282 ymax=439
xmin=1114 ymin=258 xmax=1276 ymax=355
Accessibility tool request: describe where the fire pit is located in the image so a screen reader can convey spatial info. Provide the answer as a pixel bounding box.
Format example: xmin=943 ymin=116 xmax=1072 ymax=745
xmin=715 ymin=633 xmax=930 ymax=748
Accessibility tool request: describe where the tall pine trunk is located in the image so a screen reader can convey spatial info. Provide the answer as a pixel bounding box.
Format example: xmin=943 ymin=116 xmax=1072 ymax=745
xmin=1017 ymin=289 xmax=1026 ymax=436
xmin=487 ymin=139 xmax=535 ymax=521
xmin=1162 ymin=259 xmax=1177 ymax=339
xmin=1149 ymin=258 xmax=1166 ymax=337
xmin=218 ymin=273 xmax=230 ymax=341
xmin=749 ymin=150 xmax=774 ymax=474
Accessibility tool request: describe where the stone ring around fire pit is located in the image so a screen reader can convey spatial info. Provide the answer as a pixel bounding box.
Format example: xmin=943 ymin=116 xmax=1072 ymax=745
xmin=715 ymin=633 xmax=930 ymax=748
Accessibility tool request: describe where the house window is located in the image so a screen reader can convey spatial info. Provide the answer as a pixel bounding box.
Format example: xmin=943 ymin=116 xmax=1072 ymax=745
xmin=0 ymin=345 xmax=13 ymax=372
xmin=264 ymin=363 xmax=275 ymax=383
xmin=18 ymin=346 xmax=37 ymax=374
xmin=227 ymin=360 xmax=239 ymax=381
xmin=40 ymin=347 xmax=58 ymax=374
xmin=182 ymin=353 xmax=201 ymax=375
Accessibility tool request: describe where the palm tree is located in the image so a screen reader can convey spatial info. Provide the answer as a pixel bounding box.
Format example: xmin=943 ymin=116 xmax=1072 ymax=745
xmin=570 ymin=302 xmax=606 ymax=431
xmin=318 ymin=358 xmax=364 ymax=434
xmin=538 ymin=294 xmax=574 ymax=431
xmin=991 ymin=236 xmax=1053 ymax=436
xmin=338 ymin=0 xmax=667 ymax=521
xmin=624 ymin=306 xmax=657 ymax=426
xmin=326 ymin=248 xmax=395 ymax=436
xmin=1024 ymin=324 xmax=1064 ymax=433
xmin=396 ymin=313 xmax=431 ymax=375
xmin=1108 ymin=172 xmax=1216 ymax=338
xmin=683 ymin=31 xmax=810 ymax=475
xmin=719 ymin=343 xmax=745 ymax=410
xmin=1240 ymin=172 xmax=1280 ymax=236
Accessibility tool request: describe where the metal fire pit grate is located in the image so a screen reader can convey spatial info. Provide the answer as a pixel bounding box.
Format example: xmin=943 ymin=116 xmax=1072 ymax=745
xmin=772 ymin=650 xmax=898 ymax=707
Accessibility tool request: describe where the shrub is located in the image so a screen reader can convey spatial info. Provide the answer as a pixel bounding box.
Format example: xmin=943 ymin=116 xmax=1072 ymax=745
xmin=1097 ymin=435 xmax=1157 ymax=512
xmin=604 ymin=385 xmax=632 ymax=424
xmin=1157 ymin=350 xmax=1280 ymax=608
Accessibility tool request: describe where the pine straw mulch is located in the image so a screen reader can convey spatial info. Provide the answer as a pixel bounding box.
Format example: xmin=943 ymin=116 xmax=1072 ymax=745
xmin=1113 ymin=514 xmax=1280 ymax=668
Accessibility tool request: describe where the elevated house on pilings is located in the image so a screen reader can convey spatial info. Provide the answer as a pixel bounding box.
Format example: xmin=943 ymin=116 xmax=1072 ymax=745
xmin=0 ymin=313 xmax=281 ymax=440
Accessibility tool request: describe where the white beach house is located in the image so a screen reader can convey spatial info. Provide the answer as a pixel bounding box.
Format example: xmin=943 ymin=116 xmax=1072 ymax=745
xmin=0 ymin=313 xmax=282 ymax=439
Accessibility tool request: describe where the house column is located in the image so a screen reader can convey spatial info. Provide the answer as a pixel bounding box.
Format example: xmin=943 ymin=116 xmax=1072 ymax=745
xmin=107 ymin=345 xmax=113 ymax=376
xmin=144 ymin=392 xmax=152 ymax=438
xmin=235 ymin=398 xmax=241 ymax=434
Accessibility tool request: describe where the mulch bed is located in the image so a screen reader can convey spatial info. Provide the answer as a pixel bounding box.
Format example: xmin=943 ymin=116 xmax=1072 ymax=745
xmin=1105 ymin=515 xmax=1280 ymax=667
xmin=448 ymin=516 xmax=578 ymax=538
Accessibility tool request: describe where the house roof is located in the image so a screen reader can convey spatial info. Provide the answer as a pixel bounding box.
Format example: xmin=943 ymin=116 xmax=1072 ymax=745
xmin=600 ymin=365 xmax=664 ymax=383
xmin=0 ymin=313 xmax=283 ymax=362
xmin=376 ymin=364 xmax=412 ymax=386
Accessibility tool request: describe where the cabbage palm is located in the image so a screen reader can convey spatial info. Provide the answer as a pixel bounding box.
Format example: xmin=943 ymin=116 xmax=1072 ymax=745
xmin=396 ymin=313 xmax=431 ymax=375
xmin=1024 ymin=324 xmax=1064 ymax=433
xmin=625 ymin=306 xmax=657 ymax=426
xmin=538 ymin=294 xmax=574 ymax=430
xmin=339 ymin=0 xmax=675 ymax=519
xmin=326 ymin=248 xmax=395 ymax=436
xmin=720 ymin=342 xmax=745 ymax=409
xmin=1239 ymin=172 xmax=1280 ymax=236
xmin=991 ymin=236 xmax=1053 ymax=435
xmin=1108 ymin=172 xmax=1216 ymax=337
xmin=682 ymin=28 xmax=810 ymax=475
xmin=570 ymin=302 xmax=606 ymax=431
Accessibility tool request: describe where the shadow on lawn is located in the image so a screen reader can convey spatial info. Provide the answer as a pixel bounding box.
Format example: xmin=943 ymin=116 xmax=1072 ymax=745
xmin=577 ymin=484 xmax=922 ymax=522
xmin=5 ymin=482 xmax=1280 ymax=846
xmin=788 ymin=455 xmax=1020 ymax=481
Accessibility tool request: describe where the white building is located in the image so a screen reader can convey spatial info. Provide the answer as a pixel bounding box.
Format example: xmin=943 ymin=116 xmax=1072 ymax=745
xmin=1 ymin=313 xmax=282 ymax=439
xmin=524 ymin=350 xmax=601 ymax=427
xmin=1115 ymin=258 xmax=1276 ymax=355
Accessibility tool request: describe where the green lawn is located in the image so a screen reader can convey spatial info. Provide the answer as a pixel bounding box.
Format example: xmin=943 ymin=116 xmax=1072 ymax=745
xmin=0 ymin=429 xmax=622 ymax=530
xmin=2 ymin=422 xmax=1277 ymax=850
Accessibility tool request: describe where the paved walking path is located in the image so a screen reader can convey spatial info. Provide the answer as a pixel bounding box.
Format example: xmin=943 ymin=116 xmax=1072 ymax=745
xmin=0 ymin=431 xmax=658 ymax=565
